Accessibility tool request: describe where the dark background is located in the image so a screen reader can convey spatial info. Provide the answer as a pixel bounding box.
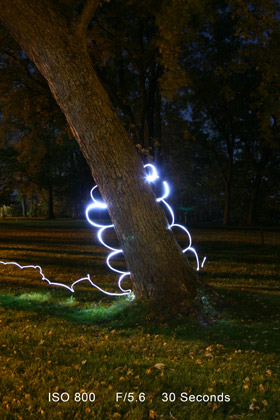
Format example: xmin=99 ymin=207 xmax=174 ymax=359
xmin=0 ymin=0 xmax=279 ymax=226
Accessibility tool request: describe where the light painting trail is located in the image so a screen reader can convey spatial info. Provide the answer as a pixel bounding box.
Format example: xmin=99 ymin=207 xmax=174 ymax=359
xmin=0 ymin=260 xmax=131 ymax=296
xmin=0 ymin=164 xmax=206 ymax=296
xmin=144 ymin=164 xmax=206 ymax=272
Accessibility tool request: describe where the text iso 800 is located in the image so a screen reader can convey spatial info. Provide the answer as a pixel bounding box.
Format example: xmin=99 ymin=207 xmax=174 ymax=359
xmin=48 ymin=392 xmax=96 ymax=403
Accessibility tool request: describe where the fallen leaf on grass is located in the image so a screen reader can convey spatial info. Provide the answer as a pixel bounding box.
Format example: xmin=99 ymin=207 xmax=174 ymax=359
xmin=154 ymin=363 xmax=165 ymax=370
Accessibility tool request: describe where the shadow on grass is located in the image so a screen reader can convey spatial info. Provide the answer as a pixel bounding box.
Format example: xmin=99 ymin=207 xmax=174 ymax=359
xmin=198 ymin=242 xmax=280 ymax=264
xmin=0 ymin=219 xmax=89 ymax=229
xmin=0 ymin=286 xmax=279 ymax=355
xmin=0 ymin=245 xmax=106 ymax=257
xmin=207 ymin=271 xmax=280 ymax=283
xmin=168 ymin=286 xmax=280 ymax=354
xmin=1 ymin=236 xmax=97 ymax=247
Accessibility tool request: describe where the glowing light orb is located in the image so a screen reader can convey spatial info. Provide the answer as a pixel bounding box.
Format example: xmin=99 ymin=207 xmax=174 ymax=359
xmin=0 ymin=163 xmax=206 ymax=296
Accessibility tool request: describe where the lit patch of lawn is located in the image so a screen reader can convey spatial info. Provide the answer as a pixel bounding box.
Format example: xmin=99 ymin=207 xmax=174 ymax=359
xmin=19 ymin=292 xmax=51 ymax=302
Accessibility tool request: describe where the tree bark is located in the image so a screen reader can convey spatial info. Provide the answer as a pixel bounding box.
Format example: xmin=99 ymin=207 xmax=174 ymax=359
xmin=0 ymin=0 xmax=200 ymax=313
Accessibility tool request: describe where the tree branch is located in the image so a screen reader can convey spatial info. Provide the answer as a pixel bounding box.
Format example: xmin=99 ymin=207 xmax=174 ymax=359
xmin=76 ymin=0 xmax=99 ymax=36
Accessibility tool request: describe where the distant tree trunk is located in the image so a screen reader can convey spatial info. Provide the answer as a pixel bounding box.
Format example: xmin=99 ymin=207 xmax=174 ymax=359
xmin=30 ymin=195 xmax=34 ymax=217
xmin=223 ymin=180 xmax=231 ymax=225
xmin=223 ymin=147 xmax=233 ymax=225
xmin=154 ymin=86 xmax=162 ymax=168
xmin=139 ymin=23 xmax=147 ymax=147
xmin=1 ymin=206 xmax=5 ymax=219
xmin=47 ymin=185 xmax=55 ymax=219
xmin=247 ymin=172 xmax=262 ymax=225
xmin=146 ymin=64 xmax=156 ymax=148
xmin=0 ymin=0 xmax=200 ymax=314
xmin=21 ymin=196 xmax=27 ymax=217
xmin=247 ymin=150 xmax=269 ymax=225
xmin=209 ymin=137 xmax=234 ymax=226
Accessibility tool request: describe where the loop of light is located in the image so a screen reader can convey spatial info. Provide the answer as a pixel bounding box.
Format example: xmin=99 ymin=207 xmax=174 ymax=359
xmin=0 ymin=164 xmax=206 ymax=296
xmin=145 ymin=164 xmax=206 ymax=271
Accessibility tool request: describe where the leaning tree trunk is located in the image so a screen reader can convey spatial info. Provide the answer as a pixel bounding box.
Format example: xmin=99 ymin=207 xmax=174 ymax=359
xmin=0 ymin=0 xmax=200 ymax=313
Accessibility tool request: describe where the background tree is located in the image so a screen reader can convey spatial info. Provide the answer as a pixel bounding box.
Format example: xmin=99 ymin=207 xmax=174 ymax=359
xmin=230 ymin=0 xmax=280 ymax=224
xmin=156 ymin=0 xmax=280 ymax=224
xmin=0 ymin=27 xmax=93 ymax=218
xmin=86 ymin=0 xmax=164 ymax=163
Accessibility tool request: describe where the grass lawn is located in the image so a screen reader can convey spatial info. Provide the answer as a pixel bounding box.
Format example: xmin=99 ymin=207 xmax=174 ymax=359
xmin=0 ymin=219 xmax=279 ymax=419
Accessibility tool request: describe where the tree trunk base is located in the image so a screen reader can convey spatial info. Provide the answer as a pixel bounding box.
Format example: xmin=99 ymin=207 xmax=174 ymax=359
xmin=151 ymin=282 xmax=222 ymax=322
xmin=137 ymin=276 xmax=221 ymax=322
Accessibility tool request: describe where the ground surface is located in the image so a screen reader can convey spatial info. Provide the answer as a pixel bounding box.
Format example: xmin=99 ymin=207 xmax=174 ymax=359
xmin=0 ymin=219 xmax=279 ymax=419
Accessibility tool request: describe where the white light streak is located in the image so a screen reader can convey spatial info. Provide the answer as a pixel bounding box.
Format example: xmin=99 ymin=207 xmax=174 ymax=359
xmin=0 ymin=260 xmax=130 ymax=296
xmin=85 ymin=185 xmax=131 ymax=296
xmin=144 ymin=164 xmax=206 ymax=271
xmin=0 ymin=163 xmax=206 ymax=297
xmin=201 ymin=256 xmax=207 ymax=268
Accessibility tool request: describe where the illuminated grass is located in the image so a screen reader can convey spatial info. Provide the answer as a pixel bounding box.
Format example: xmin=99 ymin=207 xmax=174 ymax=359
xmin=0 ymin=219 xmax=279 ymax=419
xmin=19 ymin=292 xmax=51 ymax=302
